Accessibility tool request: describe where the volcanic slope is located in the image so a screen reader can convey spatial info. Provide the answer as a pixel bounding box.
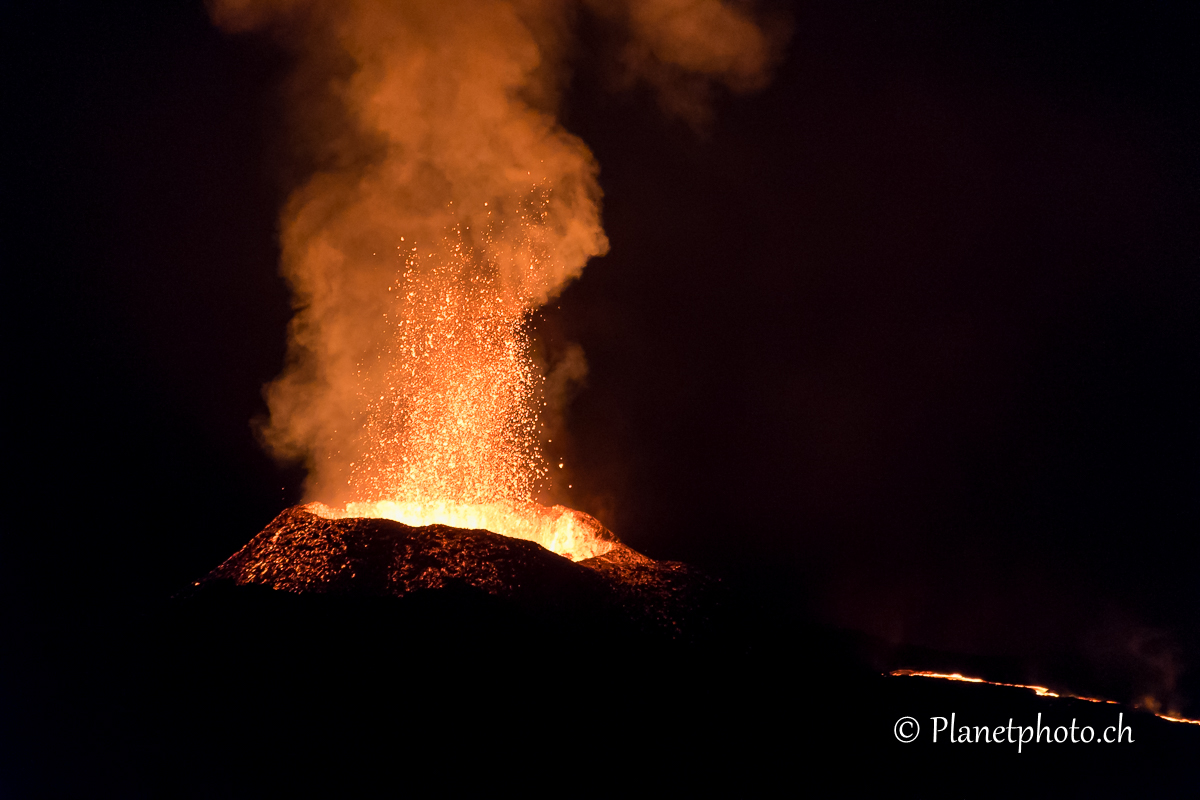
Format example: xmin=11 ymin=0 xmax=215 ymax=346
xmin=195 ymin=504 xmax=720 ymax=642
xmin=13 ymin=508 xmax=1196 ymax=796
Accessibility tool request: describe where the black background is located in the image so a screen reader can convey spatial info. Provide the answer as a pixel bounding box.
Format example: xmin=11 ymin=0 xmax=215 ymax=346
xmin=5 ymin=0 xmax=1198 ymax=776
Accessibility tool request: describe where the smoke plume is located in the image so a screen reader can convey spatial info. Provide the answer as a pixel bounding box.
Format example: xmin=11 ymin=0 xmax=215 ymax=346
xmin=209 ymin=0 xmax=781 ymax=508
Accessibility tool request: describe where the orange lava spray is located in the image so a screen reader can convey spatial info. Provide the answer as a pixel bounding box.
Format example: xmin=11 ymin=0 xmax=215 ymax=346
xmin=208 ymin=0 xmax=781 ymax=559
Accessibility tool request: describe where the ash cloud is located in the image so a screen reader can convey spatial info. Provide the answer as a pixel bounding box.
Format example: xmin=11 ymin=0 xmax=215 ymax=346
xmin=587 ymin=0 xmax=789 ymax=125
xmin=209 ymin=0 xmax=783 ymax=502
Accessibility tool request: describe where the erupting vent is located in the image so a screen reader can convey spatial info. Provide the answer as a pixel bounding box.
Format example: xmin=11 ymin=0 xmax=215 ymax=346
xmin=210 ymin=0 xmax=777 ymax=559
xmin=308 ymin=499 xmax=614 ymax=562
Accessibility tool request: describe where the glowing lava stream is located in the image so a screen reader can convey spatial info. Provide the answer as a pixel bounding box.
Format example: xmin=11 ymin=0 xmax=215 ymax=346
xmin=890 ymin=670 xmax=1200 ymax=726
xmin=308 ymin=500 xmax=614 ymax=562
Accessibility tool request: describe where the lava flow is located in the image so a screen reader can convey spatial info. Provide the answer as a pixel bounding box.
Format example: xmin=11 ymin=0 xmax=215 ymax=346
xmin=890 ymin=670 xmax=1200 ymax=726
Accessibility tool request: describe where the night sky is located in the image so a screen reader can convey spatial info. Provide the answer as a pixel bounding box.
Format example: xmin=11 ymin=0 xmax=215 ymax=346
xmin=7 ymin=0 xmax=1198 ymax=722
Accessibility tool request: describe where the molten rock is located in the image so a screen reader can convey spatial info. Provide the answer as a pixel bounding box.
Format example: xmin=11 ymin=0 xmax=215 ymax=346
xmin=199 ymin=505 xmax=717 ymax=640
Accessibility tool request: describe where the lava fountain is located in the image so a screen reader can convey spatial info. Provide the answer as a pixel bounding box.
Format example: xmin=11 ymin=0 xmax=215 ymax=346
xmin=311 ymin=204 xmax=617 ymax=562
xmin=209 ymin=0 xmax=780 ymax=561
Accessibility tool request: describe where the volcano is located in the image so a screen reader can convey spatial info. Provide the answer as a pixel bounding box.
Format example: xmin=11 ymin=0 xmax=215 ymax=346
xmin=152 ymin=507 xmax=1196 ymax=795
xmin=7 ymin=506 xmax=1196 ymax=796
xmin=193 ymin=504 xmax=720 ymax=642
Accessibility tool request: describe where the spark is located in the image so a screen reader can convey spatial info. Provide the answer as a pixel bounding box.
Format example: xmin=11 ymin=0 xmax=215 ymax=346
xmin=314 ymin=197 xmax=611 ymax=562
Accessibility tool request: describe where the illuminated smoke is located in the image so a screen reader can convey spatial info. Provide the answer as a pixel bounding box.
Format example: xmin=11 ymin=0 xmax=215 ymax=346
xmin=209 ymin=0 xmax=781 ymax=554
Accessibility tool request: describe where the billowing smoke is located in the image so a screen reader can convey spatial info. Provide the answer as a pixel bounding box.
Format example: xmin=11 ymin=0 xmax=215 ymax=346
xmin=209 ymin=0 xmax=781 ymax=509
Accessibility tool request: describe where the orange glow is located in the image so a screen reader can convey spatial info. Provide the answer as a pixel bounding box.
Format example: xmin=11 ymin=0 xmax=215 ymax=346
xmin=309 ymin=500 xmax=614 ymax=562
xmin=889 ymin=670 xmax=1200 ymax=726
xmin=300 ymin=211 xmax=622 ymax=563
xmin=207 ymin=1 xmax=780 ymax=568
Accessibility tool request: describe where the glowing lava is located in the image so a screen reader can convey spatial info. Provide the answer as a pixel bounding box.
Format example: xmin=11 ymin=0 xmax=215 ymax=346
xmin=890 ymin=670 xmax=1200 ymax=726
xmin=309 ymin=500 xmax=614 ymax=562
xmin=307 ymin=210 xmax=615 ymax=563
xmin=210 ymin=0 xmax=779 ymax=566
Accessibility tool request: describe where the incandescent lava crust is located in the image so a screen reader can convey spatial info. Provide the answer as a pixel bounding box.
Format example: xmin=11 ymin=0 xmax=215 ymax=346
xmin=196 ymin=505 xmax=718 ymax=640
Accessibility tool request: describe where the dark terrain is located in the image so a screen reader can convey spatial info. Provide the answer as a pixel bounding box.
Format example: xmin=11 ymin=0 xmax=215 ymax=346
xmin=6 ymin=512 xmax=1196 ymax=797
xmin=6 ymin=1 xmax=1198 ymax=795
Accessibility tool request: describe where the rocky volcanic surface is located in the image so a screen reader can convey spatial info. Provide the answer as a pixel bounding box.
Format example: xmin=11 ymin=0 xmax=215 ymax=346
xmin=154 ymin=507 xmax=1197 ymax=800
xmin=198 ymin=505 xmax=719 ymax=639
xmin=11 ymin=507 xmax=1193 ymax=798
